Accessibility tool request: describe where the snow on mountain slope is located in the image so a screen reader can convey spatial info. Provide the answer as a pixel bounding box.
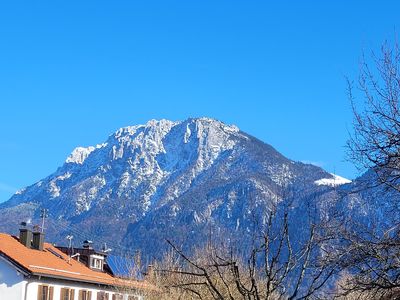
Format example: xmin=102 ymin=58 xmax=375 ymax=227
xmin=0 ymin=118 xmax=345 ymax=257
xmin=315 ymin=174 xmax=351 ymax=187
xmin=66 ymin=144 xmax=106 ymax=164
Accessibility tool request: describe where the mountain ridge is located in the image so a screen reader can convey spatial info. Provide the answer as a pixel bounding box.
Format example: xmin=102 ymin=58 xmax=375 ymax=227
xmin=0 ymin=117 xmax=349 ymax=257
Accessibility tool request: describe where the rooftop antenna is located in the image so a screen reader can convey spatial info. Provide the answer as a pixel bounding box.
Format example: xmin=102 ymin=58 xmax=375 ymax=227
xmin=66 ymin=235 xmax=76 ymax=263
xmin=66 ymin=235 xmax=74 ymax=248
xmin=40 ymin=208 xmax=49 ymax=233
xmin=101 ymin=242 xmax=112 ymax=253
xmin=69 ymin=252 xmax=80 ymax=263
xmin=66 ymin=235 xmax=74 ymax=255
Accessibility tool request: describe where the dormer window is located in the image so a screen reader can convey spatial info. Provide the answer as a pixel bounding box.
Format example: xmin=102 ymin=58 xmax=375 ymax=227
xmin=92 ymin=258 xmax=102 ymax=269
xmin=89 ymin=254 xmax=104 ymax=271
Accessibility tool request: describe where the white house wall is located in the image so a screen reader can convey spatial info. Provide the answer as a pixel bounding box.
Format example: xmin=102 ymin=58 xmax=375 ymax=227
xmin=0 ymin=256 xmax=144 ymax=300
xmin=0 ymin=256 xmax=28 ymax=300
xmin=25 ymin=277 xmax=144 ymax=300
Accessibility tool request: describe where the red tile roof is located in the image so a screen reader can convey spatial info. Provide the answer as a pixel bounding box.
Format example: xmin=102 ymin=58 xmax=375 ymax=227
xmin=0 ymin=233 xmax=152 ymax=290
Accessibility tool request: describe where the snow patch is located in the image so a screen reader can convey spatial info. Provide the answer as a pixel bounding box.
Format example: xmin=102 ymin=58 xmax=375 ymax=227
xmin=15 ymin=188 xmax=26 ymax=195
xmin=223 ymin=124 xmax=239 ymax=133
xmin=66 ymin=143 xmax=107 ymax=164
xmin=269 ymin=164 xmax=294 ymax=186
xmin=315 ymin=174 xmax=351 ymax=187
xmin=184 ymin=124 xmax=192 ymax=143
xmin=56 ymin=172 xmax=72 ymax=181
xmin=48 ymin=172 xmax=73 ymax=198
xmin=48 ymin=181 xmax=61 ymax=198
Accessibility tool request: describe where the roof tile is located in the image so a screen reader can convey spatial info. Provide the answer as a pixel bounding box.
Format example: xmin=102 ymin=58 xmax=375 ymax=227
xmin=0 ymin=233 xmax=151 ymax=290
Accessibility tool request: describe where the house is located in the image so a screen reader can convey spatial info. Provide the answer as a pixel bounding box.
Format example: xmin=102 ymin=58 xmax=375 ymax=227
xmin=0 ymin=228 xmax=153 ymax=300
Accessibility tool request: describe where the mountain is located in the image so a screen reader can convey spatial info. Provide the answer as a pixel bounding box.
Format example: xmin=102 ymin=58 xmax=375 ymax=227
xmin=0 ymin=118 xmax=350 ymax=257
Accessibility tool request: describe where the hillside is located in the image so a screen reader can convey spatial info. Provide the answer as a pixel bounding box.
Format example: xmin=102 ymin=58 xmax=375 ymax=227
xmin=0 ymin=118 xmax=348 ymax=257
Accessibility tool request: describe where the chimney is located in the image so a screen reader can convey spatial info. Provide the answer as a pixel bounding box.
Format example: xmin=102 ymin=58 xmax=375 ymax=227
xmin=145 ymin=264 xmax=155 ymax=281
xmin=32 ymin=232 xmax=45 ymax=251
xmin=83 ymin=240 xmax=93 ymax=249
xmin=19 ymin=228 xmax=32 ymax=248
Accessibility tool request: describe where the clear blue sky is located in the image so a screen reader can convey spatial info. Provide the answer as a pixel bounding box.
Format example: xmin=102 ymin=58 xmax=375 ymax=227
xmin=0 ymin=1 xmax=399 ymax=202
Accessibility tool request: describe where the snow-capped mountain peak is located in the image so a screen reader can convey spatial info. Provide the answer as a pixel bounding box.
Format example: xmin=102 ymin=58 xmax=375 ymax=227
xmin=0 ymin=117 xmax=338 ymax=257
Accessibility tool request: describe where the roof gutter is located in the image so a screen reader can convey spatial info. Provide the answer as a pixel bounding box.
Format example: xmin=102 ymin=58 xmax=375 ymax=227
xmin=30 ymin=271 xmax=124 ymax=288
xmin=30 ymin=271 xmax=149 ymax=291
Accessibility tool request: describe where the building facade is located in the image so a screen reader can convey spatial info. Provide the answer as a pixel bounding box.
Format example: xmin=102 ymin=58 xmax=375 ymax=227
xmin=0 ymin=231 xmax=151 ymax=300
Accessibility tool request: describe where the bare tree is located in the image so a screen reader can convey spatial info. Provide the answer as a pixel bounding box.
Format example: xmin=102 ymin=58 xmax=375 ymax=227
xmin=324 ymin=215 xmax=400 ymax=299
xmin=148 ymin=199 xmax=337 ymax=300
xmin=333 ymin=271 xmax=395 ymax=300
xmin=340 ymin=39 xmax=400 ymax=298
xmin=347 ymin=40 xmax=400 ymax=191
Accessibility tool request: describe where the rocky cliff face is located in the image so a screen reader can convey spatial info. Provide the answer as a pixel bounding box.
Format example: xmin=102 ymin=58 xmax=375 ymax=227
xmin=0 ymin=118 xmax=348 ymax=257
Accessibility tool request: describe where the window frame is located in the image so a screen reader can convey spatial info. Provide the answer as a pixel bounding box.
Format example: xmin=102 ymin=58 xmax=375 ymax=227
xmin=37 ymin=284 xmax=54 ymax=300
xmin=60 ymin=287 xmax=75 ymax=300
xmin=112 ymin=293 xmax=124 ymax=300
xmin=96 ymin=291 xmax=109 ymax=300
xmin=89 ymin=254 xmax=104 ymax=270
xmin=79 ymin=290 xmax=92 ymax=300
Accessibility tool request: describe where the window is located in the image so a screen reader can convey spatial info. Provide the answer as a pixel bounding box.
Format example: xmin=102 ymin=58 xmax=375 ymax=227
xmin=97 ymin=291 xmax=109 ymax=300
xmin=79 ymin=290 xmax=92 ymax=300
xmin=37 ymin=285 xmax=54 ymax=300
xmin=90 ymin=255 xmax=104 ymax=270
xmin=112 ymin=294 xmax=123 ymax=300
xmin=92 ymin=258 xmax=102 ymax=269
xmin=60 ymin=288 xmax=75 ymax=300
